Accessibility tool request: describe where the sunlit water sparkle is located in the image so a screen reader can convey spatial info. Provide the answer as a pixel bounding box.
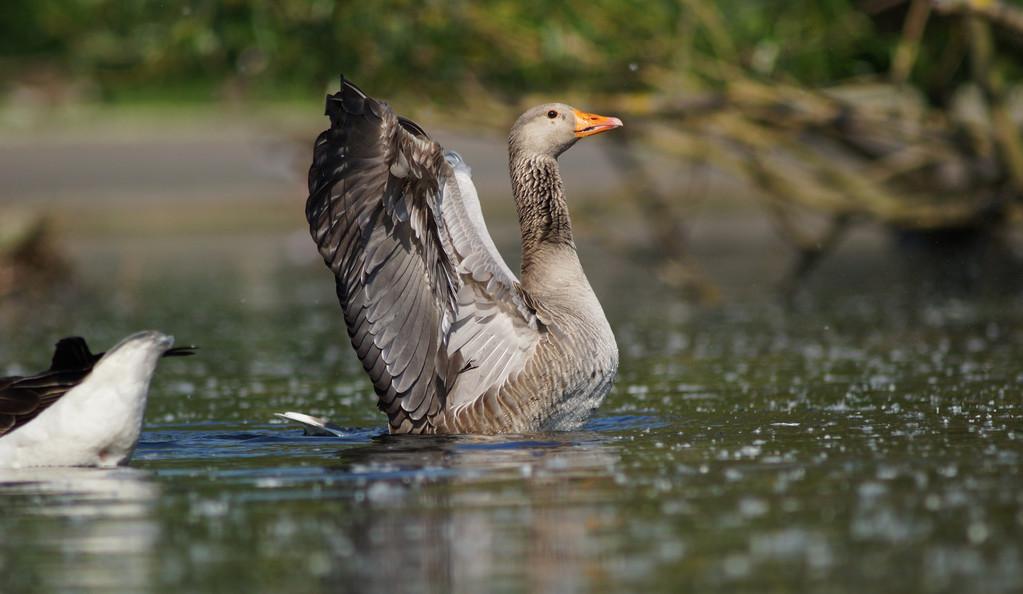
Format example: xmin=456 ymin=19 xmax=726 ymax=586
xmin=0 ymin=232 xmax=1021 ymax=594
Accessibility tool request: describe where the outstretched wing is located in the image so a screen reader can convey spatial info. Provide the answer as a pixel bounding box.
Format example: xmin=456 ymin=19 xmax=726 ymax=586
xmin=437 ymin=154 xmax=543 ymax=421
xmin=306 ymin=77 xmax=541 ymax=433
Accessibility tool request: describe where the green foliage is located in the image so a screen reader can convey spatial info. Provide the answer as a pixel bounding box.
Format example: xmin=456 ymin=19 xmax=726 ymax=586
xmin=0 ymin=0 xmax=1011 ymax=104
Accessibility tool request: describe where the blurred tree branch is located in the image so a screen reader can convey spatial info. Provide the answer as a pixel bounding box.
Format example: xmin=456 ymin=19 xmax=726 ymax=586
xmin=0 ymin=211 xmax=67 ymax=299
xmin=4 ymin=0 xmax=1023 ymax=295
xmin=934 ymin=0 xmax=1023 ymax=35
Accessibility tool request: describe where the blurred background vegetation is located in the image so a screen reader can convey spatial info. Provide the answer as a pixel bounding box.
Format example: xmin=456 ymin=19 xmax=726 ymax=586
xmin=2 ymin=0 xmax=1022 ymax=298
xmin=3 ymin=0 xmax=1018 ymax=102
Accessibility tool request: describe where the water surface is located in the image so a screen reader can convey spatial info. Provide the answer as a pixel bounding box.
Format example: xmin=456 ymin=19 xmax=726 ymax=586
xmin=0 ymin=231 xmax=1020 ymax=593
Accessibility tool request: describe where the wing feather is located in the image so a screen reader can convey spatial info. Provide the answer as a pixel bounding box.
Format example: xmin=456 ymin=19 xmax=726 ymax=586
xmin=307 ymin=78 xmax=541 ymax=432
xmin=0 ymin=338 xmax=99 ymax=437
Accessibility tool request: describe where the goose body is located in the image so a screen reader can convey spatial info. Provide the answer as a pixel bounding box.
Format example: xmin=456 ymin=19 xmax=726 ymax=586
xmin=0 ymin=332 xmax=193 ymax=468
xmin=306 ymin=78 xmax=622 ymax=434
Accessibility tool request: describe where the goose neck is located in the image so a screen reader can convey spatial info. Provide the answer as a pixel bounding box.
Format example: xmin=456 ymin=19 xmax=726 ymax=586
xmin=509 ymin=153 xmax=576 ymax=278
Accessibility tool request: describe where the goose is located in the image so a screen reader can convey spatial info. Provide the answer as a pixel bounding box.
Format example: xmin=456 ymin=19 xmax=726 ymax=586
xmin=0 ymin=331 xmax=194 ymax=468
xmin=302 ymin=77 xmax=622 ymax=434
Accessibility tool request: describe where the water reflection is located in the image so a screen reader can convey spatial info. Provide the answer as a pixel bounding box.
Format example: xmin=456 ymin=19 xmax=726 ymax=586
xmin=324 ymin=434 xmax=622 ymax=594
xmin=1 ymin=233 xmax=1021 ymax=593
xmin=0 ymin=467 xmax=159 ymax=592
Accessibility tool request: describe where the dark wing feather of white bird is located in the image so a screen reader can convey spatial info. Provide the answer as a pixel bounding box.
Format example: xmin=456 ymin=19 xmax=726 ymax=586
xmin=0 ymin=338 xmax=94 ymax=437
xmin=306 ymin=78 xmax=541 ymax=433
xmin=0 ymin=337 xmax=195 ymax=438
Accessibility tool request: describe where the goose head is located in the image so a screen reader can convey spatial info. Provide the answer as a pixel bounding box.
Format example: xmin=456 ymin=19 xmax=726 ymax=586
xmin=509 ymin=103 xmax=623 ymax=159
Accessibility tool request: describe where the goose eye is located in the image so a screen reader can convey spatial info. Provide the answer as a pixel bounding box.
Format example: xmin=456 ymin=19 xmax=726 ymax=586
xmin=547 ymin=110 xmax=558 ymax=119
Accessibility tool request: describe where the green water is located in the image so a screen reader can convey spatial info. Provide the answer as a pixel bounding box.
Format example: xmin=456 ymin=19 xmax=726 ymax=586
xmin=0 ymin=233 xmax=1021 ymax=593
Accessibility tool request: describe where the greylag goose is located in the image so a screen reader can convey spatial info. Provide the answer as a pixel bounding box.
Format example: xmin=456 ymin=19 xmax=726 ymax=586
xmin=0 ymin=332 xmax=194 ymax=468
xmin=305 ymin=77 xmax=622 ymax=434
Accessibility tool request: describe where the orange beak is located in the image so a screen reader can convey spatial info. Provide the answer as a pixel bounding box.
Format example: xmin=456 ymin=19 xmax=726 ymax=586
xmin=573 ymin=109 xmax=623 ymax=137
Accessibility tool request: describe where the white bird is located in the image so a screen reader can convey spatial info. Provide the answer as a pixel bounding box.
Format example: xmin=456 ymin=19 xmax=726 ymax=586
xmin=0 ymin=331 xmax=194 ymax=468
